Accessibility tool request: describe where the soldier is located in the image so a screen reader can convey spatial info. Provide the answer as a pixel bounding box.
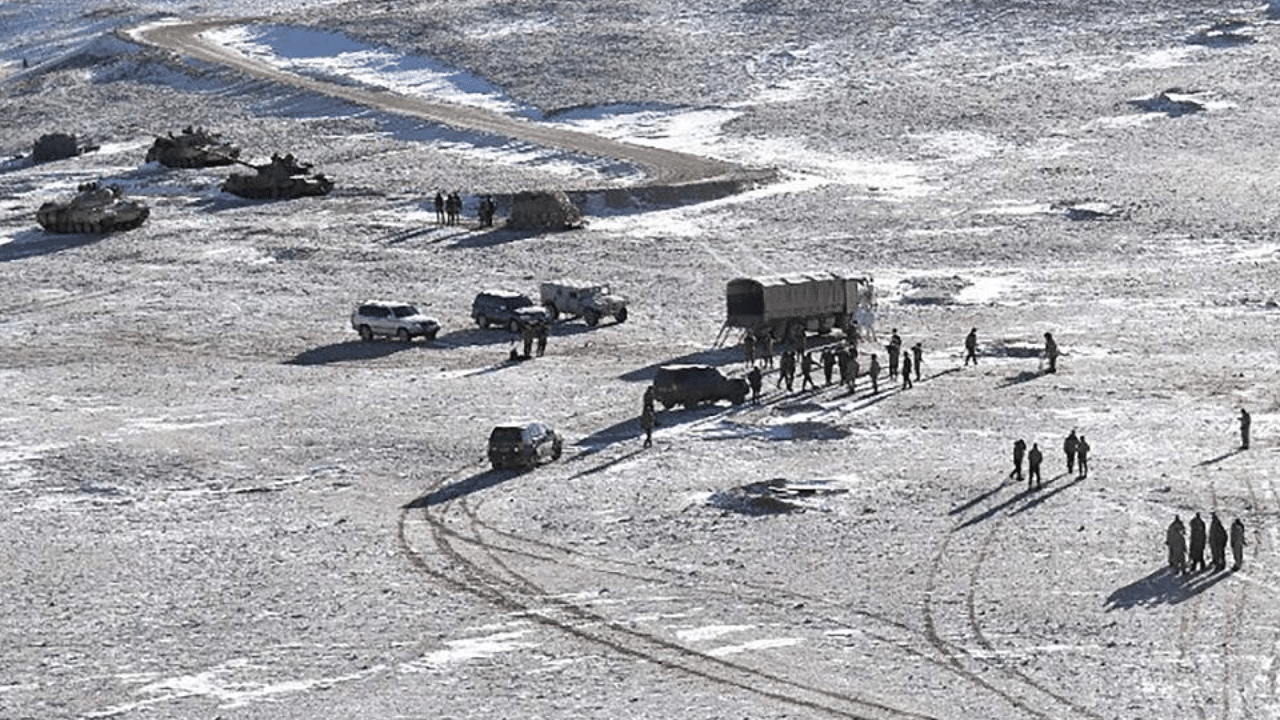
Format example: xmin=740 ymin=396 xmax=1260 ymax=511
xmin=900 ymin=352 xmax=913 ymax=389
xmin=779 ymin=349 xmax=796 ymax=392
xmin=642 ymin=385 xmax=656 ymax=417
xmin=835 ymin=345 xmax=851 ymax=387
xmin=800 ymin=351 xmax=817 ymax=391
xmin=791 ymin=325 xmax=808 ymax=355
xmin=641 ymin=406 xmax=655 ymax=448
xmin=535 ymin=322 xmax=548 ymax=357
xmin=1043 ymin=332 xmax=1060 ymax=373
xmin=1027 ymin=442 xmax=1043 ymax=489
xmin=520 ymin=323 xmax=534 ymax=359
xmin=760 ymin=331 xmax=775 ymax=369
xmin=434 ymin=191 xmax=445 ymax=224
xmin=747 ymin=365 xmax=763 ymax=404
xmin=848 ymin=354 xmax=860 ymax=394
xmin=821 ymin=346 xmax=835 ymax=386
xmin=868 ymin=354 xmax=881 ymax=394
xmin=1230 ymin=517 xmax=1247 ymax=570
xmin=911 ymin=342 xmax=923 ymax=381
xmin=1011 ymin=439 xmax=1027 ymax=481
xmin=886 ymin=328 xmax=902 ymax=379
xmin=964 ymin=328 xmax=979 ymax=366
xmin=742 ymin=331 xmax=756 ymax=366
xmin=1166 ymin=516 xmax=1187 ymax=575
xmin=1209 ymin=513 xmax=1228 ymax=572
xmin=1240 ymin=408 xmax=1251 ymax=450
xmin=1188 ymin=512 xmax=1207 ymax=573
xmin=1063 ymin=429 xmax=1079 ymax=475
xmin=1076 ymin=435 xmax=1090 ymax=479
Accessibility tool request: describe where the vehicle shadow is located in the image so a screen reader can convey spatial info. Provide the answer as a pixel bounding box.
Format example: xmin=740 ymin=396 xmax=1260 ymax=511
xmin=574 ymin=403 xmax=742 ymax=451
xmin=286 ymin=339 xmax=426 ymax=365
xmin=1104 ymin=566 xmax=1232 ymax=610
xmin=402 ymin=468 xmax=521 ymax=509
xmin=618 ymin=346 xmax=745 ymax=382
xmin=0 ymin=227 xmax=109 ymax=262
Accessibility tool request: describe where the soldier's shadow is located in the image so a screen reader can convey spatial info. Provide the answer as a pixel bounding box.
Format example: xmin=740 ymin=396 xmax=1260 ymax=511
xmin=1104 ymin=566 xmax=1231 ymax=610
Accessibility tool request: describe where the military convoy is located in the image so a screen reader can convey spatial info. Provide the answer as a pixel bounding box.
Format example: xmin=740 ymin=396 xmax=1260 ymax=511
xmin=35 ymin=182 xmax=149 ymax=234
xmin=539 ymin=280 xmax=629 ymax=326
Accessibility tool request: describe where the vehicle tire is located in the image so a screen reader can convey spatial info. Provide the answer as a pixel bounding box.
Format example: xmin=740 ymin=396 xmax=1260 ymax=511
xmin=397 ymin=328 xmax=411 ymax=343
xmin=551 ymin=441 xmax=562 ymax=461
xmin=423 ymin=329 xmax=438 ymax=341
xmin=662 ymin=401 xmax=674 ymax=410
xmin=584 ymin=309 xmax=600 ymax=327
xmin=545 ymin=303 xmax=559 ymax=321
xmin=476 ymin=315 xmax=489 ymax=329
xmin=358 ymin=325 xmax=373 ymax=342
xmin=508 ymin=319 xmax=520 ymax=334
xmin=615 ymin=307 xmax=628 ymax=323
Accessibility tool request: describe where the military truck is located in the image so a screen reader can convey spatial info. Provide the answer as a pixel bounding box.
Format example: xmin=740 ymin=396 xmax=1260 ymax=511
xmin=725 ymin=271 xmax=875 ymax=341
xmin=539 ymin=280 xmax=628 ymax=326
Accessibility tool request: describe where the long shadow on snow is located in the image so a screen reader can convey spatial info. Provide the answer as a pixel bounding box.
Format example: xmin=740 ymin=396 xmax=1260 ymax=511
xmin=0 ymin=227 xmax=109 ymax=262
xmin=403 ymin=468 xmax=522 ymax=509
xmin=1104 ymin=566 xmax=1232 ymax=610
xmin=618 ymin=346 xmax=745 ymax=382
xmin=1197 ymin=449 xmax=1242 ymax=467
xmin=953 ymin=472 xmax=1082 ymax=530
xmin=573 ymin=402 xmax=749 ymax=453
xmin=286 ymin=339 xmax=433 ymax=365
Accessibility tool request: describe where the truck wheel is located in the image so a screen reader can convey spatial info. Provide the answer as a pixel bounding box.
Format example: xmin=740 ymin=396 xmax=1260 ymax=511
xmin=507 ymin=319 xmax=521 ymax=334
xmin=545 ymin=303 xmax=559 ymax=321
xmin=358 ymin=325 xmax=373 ymax=342
xmin=476 ymin=315 xmax=489 ymax=329
xmin=615 ymin=307 xmax=628 ymax=323
xmin=584 ymin=309 xmax=600 ymax=327
xmin=397 ymin=328 xmax=411 ymax=343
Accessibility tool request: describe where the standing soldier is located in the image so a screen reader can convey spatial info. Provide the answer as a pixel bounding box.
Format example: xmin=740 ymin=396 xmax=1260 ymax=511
xmin=643 ymin=385 xmax=656 ymax=417
xmin=964 ymin=328 xmax=979 ymax=366
xmin=868 ymin=354 xmax=881 ymax=394
xmin=760 ymin=331 xmax=775 ymax=369
xmin=1166 ymin=516 xmax=1187 ymax=575
xmin=1230 ymin=517 xmax=1247 ymax=570
xmin=742 ymin=331 xmax=756 ymax=366
xmin=520 ymin=322 xmax=534 ymax=358
xmin=911 ymin=342 xmax=923 ymax=381
xmin=821 ymin=346 xmax=836 ymax=386
xmin=1011 ymin=439 xmax=1027 ymax=482
xmin=1188 ymin=512 xmax=1207 ymax=573
xmin=535 ymin=322 xmax=548 ymax=357
xmin=886 ymin=328 xmax=902 ymax=379
xmin=900 ymin=352 xmax=913 ymax=389
xmin=1043 ymin=332 xmax=1060 ymax=374
xmin=747 ymin=365 xmax=763 ymax=404
xmin=434 ymin=190 xmax=445 ymax=224
xmin=1208 ymin=513 xmax=1228 ymax=572
xmin=1076 ymin=435 xmax=1090 ymax=479
xmin=779 ymin=349 xmax=796 ymax=392
xmin=835 ymin=345 xmax=851 ymax=387
xmin=1027 ymin=443 xmax=1043 ymax=489
xmin=849 ymin=354 xmax=860 ymax=394
xmin=641 ymin=406 xmax=655 ymax=448
xmin=800 ymin=351 xmax=817 ymax=391
xmin=1240 ymin=408 xmax=1251 ymax=450
xmin=1063 ymin=429 xmax=1079 ymax=475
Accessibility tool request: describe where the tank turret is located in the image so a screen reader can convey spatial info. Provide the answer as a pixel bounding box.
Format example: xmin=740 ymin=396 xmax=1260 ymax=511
xmin=221 ymin=153 xmax=333 ymax=200
xmin=145 ymin=126 xmax=241 ymax=168
xmin=35 ymin=181 xmax=150 ymax=234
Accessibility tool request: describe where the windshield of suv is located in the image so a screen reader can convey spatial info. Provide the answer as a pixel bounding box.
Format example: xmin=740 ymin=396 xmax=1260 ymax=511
xmin=392 ymin=305 xmax=420 ymax=318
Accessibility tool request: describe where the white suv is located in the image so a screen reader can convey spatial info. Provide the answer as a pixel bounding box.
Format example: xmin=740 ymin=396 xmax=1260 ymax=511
xmin=351 ymin=301 xmax=441 ymax=342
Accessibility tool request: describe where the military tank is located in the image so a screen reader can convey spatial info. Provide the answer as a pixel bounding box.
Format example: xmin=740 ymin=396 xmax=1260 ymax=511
xmin=145 ymin=126 xmax=241 ymax=168
xmin=35 ymin=182 xmax=150 ymax=234
xmin=221 ymin=153 xmax=334 ymax=200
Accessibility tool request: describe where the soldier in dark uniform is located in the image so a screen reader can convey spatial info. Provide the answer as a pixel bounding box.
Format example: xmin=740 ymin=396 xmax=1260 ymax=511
xmin=1027 ymin=443 xmax=1043 ymax=489
xmin=520 ymin=323 xmax=534 ymax=358
xmin=911 ymin=342 xmax=923 ymax=381
xmin=1063 ymin=429 xmax=1079 ymax=474
xmin=1076 ymin=435 xmax=1090 ymax=479
xmin=779 ymin=349 xmax=796 ymax=392
xmin=1240 ymin=408 xmax=1251 ymax=450
xmin=821 ymin=347 xmax=835 ymax=386
xmin=534 ymin=322 xmax=548 ymax=357
xmin=747 ymin=365 xmax=763 ymax=404
xmin=886 ymin=329 xmax=902 ymax=379
xmin=1043 ymin=332 xmax=1060 ymax=373
xmin=800 ymin=351 xmax=817 ymax=391
xmin=1230 ymin=518 xmax=1246 ymax=570
xmin=848 ymin=354 xmax=859 ymax=394
xmin=835 ymin=346 xmax=850 ymax=387
xmin=760 ymin=331 xmax=775 ymax=369
xmin=964 ymin=327 xmax=979 ymax=366
xmin=900 ymin=352 xmax=913 ymax=389
xmin=868 ymin=354 xmax=881 ymax=394
xmin=1188 ymin=512 xmax=1207 ymax=573
xmin=1208 ymin=513 xmax=1228 ymax=571
xmin=742 ymin=331 xmax=756 ymax=366
xmin=641 ymin=406 xmax=655 ymax=448
xmin=1011 ymin=439 xmax=1027 ymax=481
xmin=434 ymin=191 xmax=445 ymax=224
xmin=1166 ymin=516 xmax=1187 ymax=575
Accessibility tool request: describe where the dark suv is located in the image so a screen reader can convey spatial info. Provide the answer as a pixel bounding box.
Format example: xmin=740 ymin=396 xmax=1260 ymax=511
xmin=487 ymin=422 xmax=563 ymax=470
xmin=472 ymin=290 xmax=550 ymax=333
xmin=651 ymin=365 xmax=749 ymax=409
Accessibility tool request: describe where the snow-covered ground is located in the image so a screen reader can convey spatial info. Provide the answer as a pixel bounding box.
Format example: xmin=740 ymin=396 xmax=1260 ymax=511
xmin=2 ymin=1 xmax=1280 ymax=719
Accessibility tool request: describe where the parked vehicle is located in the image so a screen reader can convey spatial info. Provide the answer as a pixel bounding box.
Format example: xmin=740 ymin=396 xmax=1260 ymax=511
xmin=725 ymin=271 xmax=875 ymax=340
xmin=472 ymin=290 xmax=549 ymax=333
xmin=351 ymin=301 xmax=440 ymax=342
xmin=650 ymin=364 xmax=749 ymax=410
xmin=539 ymin=280 xmax=628 ymax=326
xmin=487 ymin=422 xmax=563 ymax=470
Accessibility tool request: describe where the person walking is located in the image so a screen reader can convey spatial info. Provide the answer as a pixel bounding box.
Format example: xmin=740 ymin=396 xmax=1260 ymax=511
xmin=747 ymin=365 xmax=763 ymax=404
xmin=779 ymin=349 xmax=796 ymax=392
xmin=886 ymin=329 xmax=902 ymax=379
xmin=800 ymin=351 xmax=817 ymax=391
xmin=868 ymin=354 xmax=881 ymax=394
xmin=1027 ymin=443 xmax=1043 ymax=489
xmin=821 ymin=346 xmax=835 ymax=386
xmin=835 ymin=346 xmax=850 ymax=387
xmin=760 ymin=332 xmax=774 ymax=369
xmin=1043 ymin=332 xmax=1060 ymax=374
xmin=1188 ymin=512 xmax=1207 ymax=573
xmin=1166 ymin=516 xmax=1187 ymax=575
xmin=911 ymin=342 xmax=923 ymax=381
xmin=1209 ymin=512 xmax=1228 ymax=572
xmin=1063 ymin=429 xmax=1079 ymax=475
xmin=641 ymin=406 xmax=655 ymax=449
xmin=1240 ymin=408 xmax=1251 ymax=450
xmin=900 ymin=352 xmax=913 ymax=389
xmin=1230 ymin=518 xmax=1246 ymax=570
xmin=1011 ymin=439 xmax=1027 ymax=482
xmin=742 ymin=331 xmax=756 ymax=366
xmin=1076 ymin=435 xmax=1090 ymax=479
xmin=964 ymin=328 xmax=979 ymax=366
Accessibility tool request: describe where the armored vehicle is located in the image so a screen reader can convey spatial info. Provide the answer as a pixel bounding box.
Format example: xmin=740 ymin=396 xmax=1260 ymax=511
xmin=145 ymin=126 xmax=241 ymax=168
xmin=472 ymin=290 xmax=549 ymax=333
xmin=539 ymin=280 xmax=628 ymax=326
xmin=725 ymin=271 xmax=875 ymax=341
xmin=35 ymin=182 xmax=149 ymax=234
xmin=650 ymin=365 xmax=748 ymax=410
xmin=221 ymin=153 xmax=333 ymax=200
xmin=487 ymin=422 xmax=563 ymax=470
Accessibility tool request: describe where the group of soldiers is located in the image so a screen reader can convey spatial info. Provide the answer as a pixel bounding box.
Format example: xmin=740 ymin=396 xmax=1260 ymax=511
xmin=963 ymin=327 xmax=1060 ymax=373
xmin=1166 ymin=512 xmax=1247 ymax=574
xmin=1010 ymin=429 xmax=1090 ymax=490
xmin=738 ymin=326 xmax=930 ymax=402
xmin=433 ymin=190 xmax=464 ymax=225
xmin=510 ymin=320 xmax=549 ymax=361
